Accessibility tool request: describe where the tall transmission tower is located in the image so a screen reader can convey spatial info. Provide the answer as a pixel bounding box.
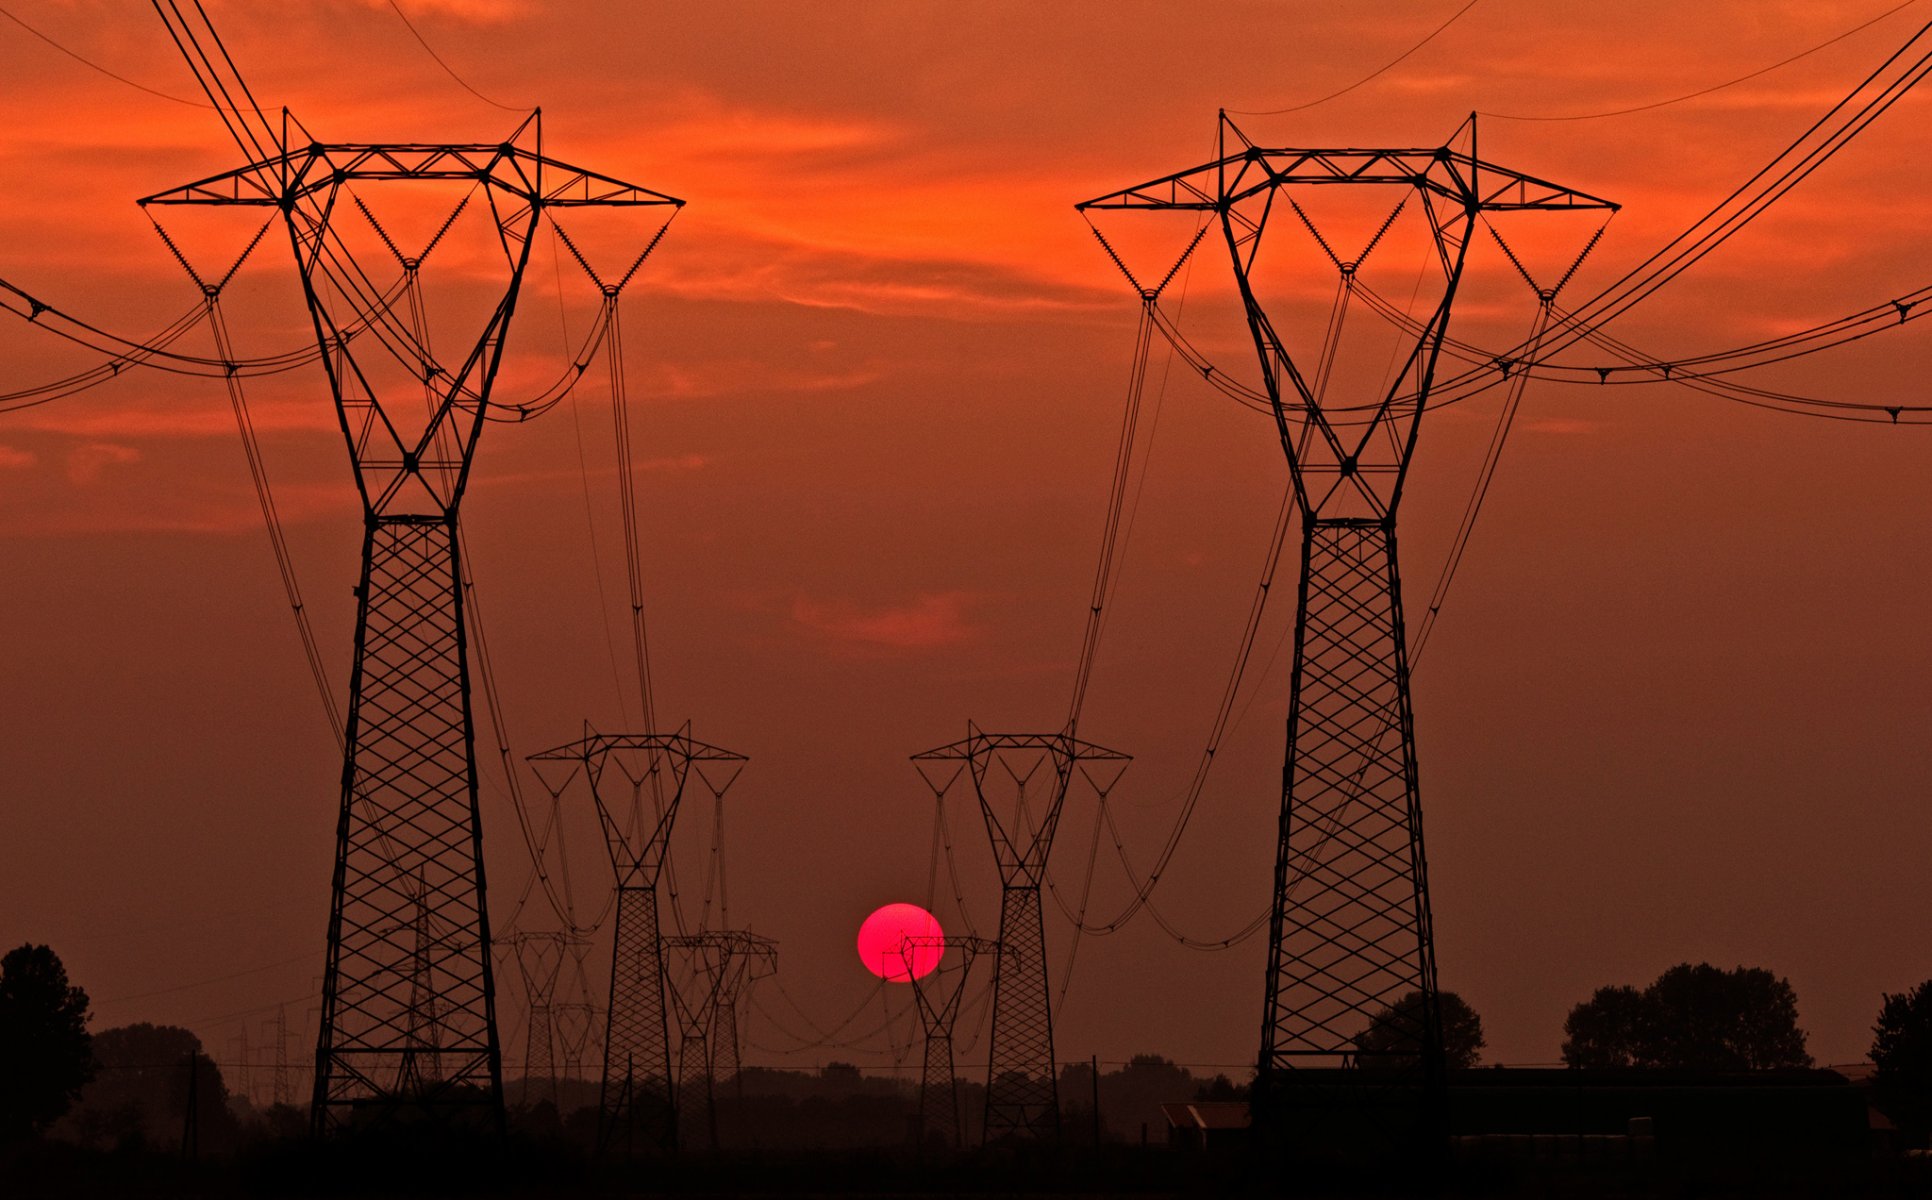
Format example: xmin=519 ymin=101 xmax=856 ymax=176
xmin=139 ymin=9 xmax=682 ymax=1129
xmin=913 ymin=726 xmax=1128 ymax=1144
xmin=1078 ymin=117 xmax=1614 ymax=1125
xmin=511 ymin=932 xmax=568 ymax=1109
xmin=529 ymin=728 xmax=746 ymax=1155
xmin=902 ymin=934 xmax=996 ymax=1148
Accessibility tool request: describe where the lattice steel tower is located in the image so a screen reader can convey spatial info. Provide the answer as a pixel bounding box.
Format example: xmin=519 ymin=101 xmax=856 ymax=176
xmin=510 ymin=932 xmax=568 ymax=1109
xmin=530 ymin=728 xmax=746 ymax=1155
xmin=902 ymin=934 xmax=996 ymax=1148
xmin=1079 ymin=117 xmax=1613 ymax=1107
xmin=142 ymin=86 xmax=681 ymax=1127
xmin=914 ymin=726 xmax=1128 ymax=1143
xmin=664 ymin=930 xmax=776 ymax=1150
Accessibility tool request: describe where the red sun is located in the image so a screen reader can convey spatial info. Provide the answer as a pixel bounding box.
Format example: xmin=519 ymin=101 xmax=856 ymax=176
xmin=856 ymin=903 xmax=944 ymax=982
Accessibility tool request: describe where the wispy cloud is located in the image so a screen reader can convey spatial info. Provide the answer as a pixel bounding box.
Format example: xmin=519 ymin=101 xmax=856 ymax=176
xmin=790 ymin=591 xmax=982 ymax=652
xmin=0 ymin=444 xmax=35 ymax=470
xmin=1522 ymin=417 xmax=1602 ymax=436
xmin=66 ymin=442 xmax=140 ymax=484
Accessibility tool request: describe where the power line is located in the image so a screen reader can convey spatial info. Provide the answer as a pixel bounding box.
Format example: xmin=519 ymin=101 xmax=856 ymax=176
xmin=0 ymin=2 xmax=208 ymax=107
xmin=383 ymin=0 xmax=527 ymax=113
xmin=1483 ymin=0 xmax=1923 ymax=122
xmin=1227 ymin=0 xmax=1483 ymax=116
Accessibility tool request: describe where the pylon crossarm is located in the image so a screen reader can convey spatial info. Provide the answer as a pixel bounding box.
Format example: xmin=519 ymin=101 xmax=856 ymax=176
xmin=1076 ymin=147 xmax=1616 ymax=216
xmin=528 ymin=729 xmax=747 ymax=881
xmin=138 ymin=143 xmax=683 ymax=211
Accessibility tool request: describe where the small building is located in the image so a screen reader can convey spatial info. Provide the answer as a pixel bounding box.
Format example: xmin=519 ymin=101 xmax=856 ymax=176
xmin=1160 ymin=1100 xmax=1250 ymax=1150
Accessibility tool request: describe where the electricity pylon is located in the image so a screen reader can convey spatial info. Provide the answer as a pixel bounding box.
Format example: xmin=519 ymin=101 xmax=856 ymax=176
xmin=1079 ymin=116 xmax=1614 ymax=1121
xmin=914 ymin=726 xmax=1128 ymax=1143
xmin=902 ymin=934 xmax=996 ymax=1148
xmin=529 ymin=727 xmax=746 ymax=1155
xmin=511 ymin=932 xmax=568 ymax=1109
xmin=556 ymin=1001 xmax=598 ymax=1095
xmin=664 ymin=930 xmax=776 ymax=1150
xmin=271 ymin=1005 xmax=292 ymax=1108
xmin=709 ymin=932 xmax=777 ymax=1101
xmin=142 ymin=93 xmax=680 ymax=1129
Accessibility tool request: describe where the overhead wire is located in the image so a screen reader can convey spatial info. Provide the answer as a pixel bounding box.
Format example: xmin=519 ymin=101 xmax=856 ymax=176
xmin=1482 ymin=0 xmax=1923 ymax=123
xmin=1227 ymin=0 xmax=1484 ymax=117
xmin=0 ymin=2 xmax=209 ymax=106
xmin=382 ymin=0 xmax=528 ymax=113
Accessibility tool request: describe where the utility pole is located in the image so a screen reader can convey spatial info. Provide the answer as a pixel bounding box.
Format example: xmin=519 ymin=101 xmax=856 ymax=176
xmin=529 ymin=727 xmax=746 ymax=1155
xmin=140 ymin=9 xmax=682 ymax=1129
xmin=1079 ymin=115 xmax=1614 ymax=1140
xmin=913 ymin=725 xmax=1128 ymax=1144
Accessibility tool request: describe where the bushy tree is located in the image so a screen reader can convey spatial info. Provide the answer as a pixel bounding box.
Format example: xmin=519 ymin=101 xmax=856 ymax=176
xmin=1871 ymin=978 xmax=1932 ymax=1144
xmin=1560 ymin=963 xmax=1811 ymax=1070
xmin=66 ymin=1023 xmax=238 ymax=1152
xmin=1354 ymin=990 xmax=1486 ymax=1069
xmin=1562 ymin=984 xmax=1648 ymax=1068
xmin=0 ymin=943 xmax=94 ymax=1141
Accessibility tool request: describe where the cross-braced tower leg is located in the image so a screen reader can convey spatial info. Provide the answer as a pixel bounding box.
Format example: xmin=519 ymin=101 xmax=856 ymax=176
xmin=986 ymin=885 xmax=1055 ymax=1139
xmin=602 ymin=884 xmax=674 ymax=1153
xmin=922 ymin=1033 xmax=960 ymax=1146
xmin=524 ymin=1002 xmax=555 ymax=1109
xmin=316 ymin=518 xmax=495 ymax=1122
xmin=1262 ymin=521 xmax=1438 ymax=1082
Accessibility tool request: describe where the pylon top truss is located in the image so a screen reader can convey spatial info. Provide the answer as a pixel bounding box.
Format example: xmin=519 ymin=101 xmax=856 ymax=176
xmin=139 ymin=127 xmax=681 ymax=221
xmin=140 ymin=113 xmax=682 ymax=520
xmin=1078 ymin=145 xmax=1615 ymax=215
xmin=912 ymin=725 xmax=1129 ymax=885
xmin=530 ymin=725 xmax=745 ymax=888
xmin=1078 ymin=115 xmax=1617 ymax=525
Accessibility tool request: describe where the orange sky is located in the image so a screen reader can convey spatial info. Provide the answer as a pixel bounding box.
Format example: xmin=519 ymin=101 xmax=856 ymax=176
xmin=5 ymin=0 xmax=1932 ymax=1089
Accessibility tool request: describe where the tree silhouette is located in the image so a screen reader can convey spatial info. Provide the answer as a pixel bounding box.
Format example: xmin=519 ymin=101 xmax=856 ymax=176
xmin=68 ymin=1023 xmax=238 ymax=1152
xmin=1353 ymin=990 xmax=1485 ymax=1069
xmin=1871 ymin=978 xmax=1932 ymax=1145
xmin=1561 ymin=963 xmax=1811 ymax=1070
xmin=0 ymin=943 xmax=93 ymax=1141
xmin=1562 ymin=984 xmax=1648 ymax=1068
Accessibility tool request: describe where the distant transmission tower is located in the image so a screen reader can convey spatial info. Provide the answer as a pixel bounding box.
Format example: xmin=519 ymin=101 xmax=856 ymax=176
xmin=902 ymin=934 xmax=996 ymax=1148
xmin=709 ymin=932 xmax=777 ymax=1104
xmin=556 ymin=1002 xmax=598 ymax=1095
xmin=663 ymin=931 xmax=776 ymax=1150
xmin=140 ymin=7 xmax=682 ymax=1129
xmin=511 ymin=932 xmax=568 ymax=1109
xmin=1079 ymin=116 xmax=1613 ymax=1122
xmin=271 ymin=1005 xmax=291 ymax=1108
xmin=530 ymin=728 xmax=747 ymax=1155
xmin=914 ymin=726 xmax=1128 ymax=1143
